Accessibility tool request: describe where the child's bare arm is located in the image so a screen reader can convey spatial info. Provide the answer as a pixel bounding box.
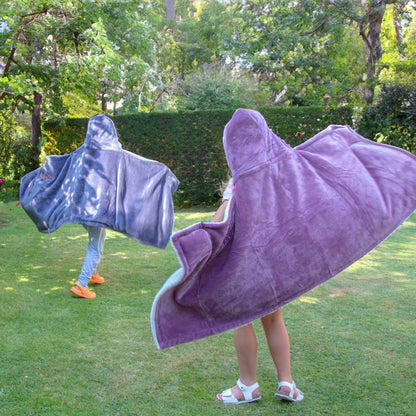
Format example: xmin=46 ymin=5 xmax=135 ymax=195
xmin=212 ymin=200 xmax=228 ymax=223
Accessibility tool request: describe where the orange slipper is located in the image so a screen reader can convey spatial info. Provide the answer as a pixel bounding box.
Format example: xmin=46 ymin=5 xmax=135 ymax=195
xmin=71 ymin=282 xmax=96 ymax=299
xmin=90 ymin=273 xmax=105 ymax=284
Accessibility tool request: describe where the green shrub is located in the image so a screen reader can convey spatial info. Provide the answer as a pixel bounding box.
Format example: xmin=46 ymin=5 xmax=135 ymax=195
xmin=0 ymin=178 xmax=20 ymax=201
xmin=358 ymin=84 xmax=416 ymax=154
xmin=174 ymin=65 xmax=268 ymax=111
xmin=0 ymin=111 xmax=36 ymax=184
xmin=9 ymin=136 xmax=34 ymax=180
xmin=43 ymin=106 xmax=353 ymax=206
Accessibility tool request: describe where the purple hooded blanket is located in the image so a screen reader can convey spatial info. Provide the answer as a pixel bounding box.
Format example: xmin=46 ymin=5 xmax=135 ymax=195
xmin=20 ymin=114 xmax=179 ymax=249
xmin=151 ymin=108 xmax=416 ymax=349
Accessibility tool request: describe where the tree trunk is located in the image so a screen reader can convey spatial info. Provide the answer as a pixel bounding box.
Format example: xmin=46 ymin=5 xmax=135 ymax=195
xmin=393 ymin=3 xmax=405 ymax=54
xmin=165 ymin=0 xmax=175 ymax=20
xmin=359 ymin=2 xmax=386 ymax=104
xmin=101 ymin=92 xmax=107 ymax=112
xmin=31 ymin=92 xmax=42 ymax=149
xmin=31 ymin=91 xmax=42 ymax=169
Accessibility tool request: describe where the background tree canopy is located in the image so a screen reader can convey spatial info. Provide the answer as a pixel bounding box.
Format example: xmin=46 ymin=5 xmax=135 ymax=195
xmin=1 ymin=0 xmax=415 ymax=179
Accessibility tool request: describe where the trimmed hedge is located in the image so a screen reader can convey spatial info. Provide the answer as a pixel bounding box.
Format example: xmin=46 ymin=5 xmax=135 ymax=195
xmin=44 ymin=106 xmax=353 ymax=206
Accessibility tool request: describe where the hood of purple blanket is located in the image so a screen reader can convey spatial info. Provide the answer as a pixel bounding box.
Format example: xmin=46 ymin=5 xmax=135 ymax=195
xmin=151 ymin=108 xmax=416 ymax=349
xmin=20 ymin=114 xmax=179 ymax=249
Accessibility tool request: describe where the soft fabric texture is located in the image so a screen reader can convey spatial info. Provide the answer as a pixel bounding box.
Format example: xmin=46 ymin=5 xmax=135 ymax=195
xmin=151 ymin=108 xmax=416 ymax=349
xmin=20 ymin=114 xmax=179 ymax=249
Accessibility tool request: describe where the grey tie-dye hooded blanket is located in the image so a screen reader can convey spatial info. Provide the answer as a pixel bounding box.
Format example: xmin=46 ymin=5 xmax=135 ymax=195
xmin=151 ymin=108 xmax=416 ymax=349
xmin=20 ymin=114 xmax=179 ymax=249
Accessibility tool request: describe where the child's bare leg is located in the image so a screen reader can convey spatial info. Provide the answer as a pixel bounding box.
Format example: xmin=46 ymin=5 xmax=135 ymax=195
xmin=234 ymin=323 xmax=258 ymax=386
xmin=261 ymin=309 xmax=300 ymax=398
xmin=219 ymin=323 xmax=260 ymax=401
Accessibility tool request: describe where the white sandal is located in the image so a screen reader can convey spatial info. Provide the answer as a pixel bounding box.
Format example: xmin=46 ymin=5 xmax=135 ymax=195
xmin=216 ymin=379 xmax=261 ymax=404
xmin=275 ymin=380 xmax=304 ymax=402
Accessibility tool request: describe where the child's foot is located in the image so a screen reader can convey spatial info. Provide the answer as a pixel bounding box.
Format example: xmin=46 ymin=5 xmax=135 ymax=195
xmin=90 ymin=273 xmax=105 ymax=284
xmin=71 ymin=282 xmax=96 ymax=299
xmin=275 ymin=380 xmax=304 ymax=402
xmin=216 ymin=379 xmax=261 ymax=404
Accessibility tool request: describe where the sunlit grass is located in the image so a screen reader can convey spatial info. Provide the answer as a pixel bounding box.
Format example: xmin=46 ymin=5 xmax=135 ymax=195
xmin=0 ymin=200 xmax=414 ymax=416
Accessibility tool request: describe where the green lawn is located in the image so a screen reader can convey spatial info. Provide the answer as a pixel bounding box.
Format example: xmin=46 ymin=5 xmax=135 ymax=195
xmin=0 ymin=201 xmax=415 ymax=416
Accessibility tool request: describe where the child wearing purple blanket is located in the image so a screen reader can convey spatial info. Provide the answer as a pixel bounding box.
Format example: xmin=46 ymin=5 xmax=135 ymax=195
xmin=215 ymin=181 xmax=303 ymax=405
xmin=151 ymin=108 xmax=416 ymax=405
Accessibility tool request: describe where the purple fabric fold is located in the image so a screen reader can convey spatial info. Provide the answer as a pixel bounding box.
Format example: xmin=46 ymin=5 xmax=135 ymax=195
xmin=20 ymin=114 xmax=179 ymax=249
xmin=151 ymin=108 xmax=416 ymax=349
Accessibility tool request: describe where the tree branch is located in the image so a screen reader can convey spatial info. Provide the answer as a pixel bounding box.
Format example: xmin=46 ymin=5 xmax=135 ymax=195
xmin=0 ymin=91 xmax=34 ymax=108
xmin=304 ymin=19 xmax=329 ymax=36
xmin=21 ymin=7 xmax=49 ymax=20
xmin=3 ymin=47 xmax=17 ymax=76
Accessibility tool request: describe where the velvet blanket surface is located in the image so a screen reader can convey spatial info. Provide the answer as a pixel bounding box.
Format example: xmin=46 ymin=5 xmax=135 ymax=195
xmin=20 ymin=114 xmax=179 ymax=249
xmin=151 ymin=108 xmax=416 ymax=349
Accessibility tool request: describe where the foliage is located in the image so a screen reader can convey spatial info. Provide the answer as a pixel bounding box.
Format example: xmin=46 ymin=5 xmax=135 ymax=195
xmin=75 ymin=4 xmax=160 ymax=113
xmin=209 ymin=0 xmax=415 ymax=107
xmin=0 ymin=111 xmax=15 ymax=177
xmin=0 ymin=1 xmax=162 ymax=178
xmin=154 ymin=0 xmax=236 ymax=109
xmin=379 ymin=3 xmax=416 ymax=86
xmin=223 ymin=0 xmax=366 ymax=106
xmin=0 ymin=177 xmax=20 ymax=204
xmin=358 ymin=84 xmax=416 ymax=153
xmin=2 ymin=0 xmax=415 ymax=120
xmin=1 ymin=1 xmax=415 ymax=118
xmin=2 ymin=1 xmax=415 ymax=184
xmin=1 ymin=1 xmax=75 ymax=118
xmin=7 ymin=135 xmax=33 ymax=180
xmin=0 ymin=1 xmax=160 ymax=117
xmin=62 ymin=92 xmax=101 ymax=118
xmin=43 ymin=118 xmax=87 ymax=155
xmin=173 ymin=64 xmax=269 ymax=110
xmin=0 ymin=202 xmax=415 ymax=415
xmin=0 ymin=110 xmax=31 ymax=180
xmin=43 ymin=106 xmax=353 ymax=206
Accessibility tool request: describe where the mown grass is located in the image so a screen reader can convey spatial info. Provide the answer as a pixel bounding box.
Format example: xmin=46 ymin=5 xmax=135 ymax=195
xmin=0 ymin=201 xmax=415 ymax=416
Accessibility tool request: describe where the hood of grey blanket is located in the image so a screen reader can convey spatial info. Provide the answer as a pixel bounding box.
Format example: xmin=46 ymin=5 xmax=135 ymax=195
xmin=20 ymin=114 xmax=179 ymax=249
xmin=151 ymin=108 xmax=416 ymax=349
